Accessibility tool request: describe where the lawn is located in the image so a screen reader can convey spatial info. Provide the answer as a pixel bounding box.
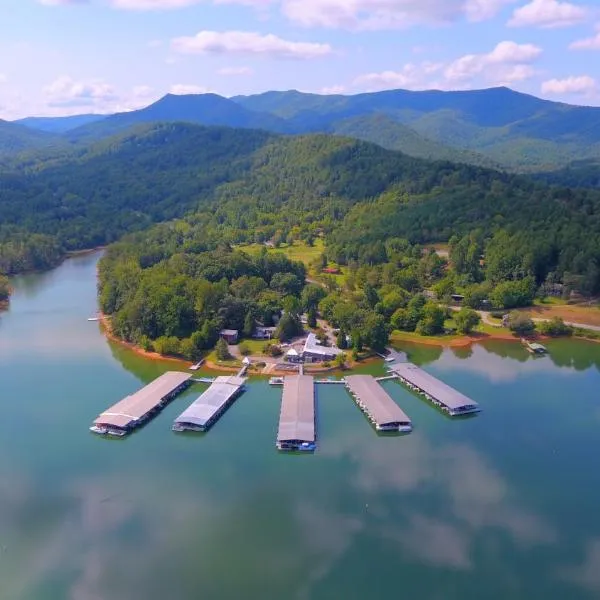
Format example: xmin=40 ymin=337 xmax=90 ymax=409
xmin=238 ymin=339 xmax=272 ymax=355
xmin=237 ymin=239 xmax=324 ymax=267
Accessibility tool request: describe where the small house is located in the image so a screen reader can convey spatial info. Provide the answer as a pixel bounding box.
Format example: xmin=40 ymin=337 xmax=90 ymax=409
xmin=219 ymin=329 xmax=239 ymax=344
xmin=302 ymin=333 xmax=344 ymax=363
xmin=253 ymin=326 xmax=277 ymax=340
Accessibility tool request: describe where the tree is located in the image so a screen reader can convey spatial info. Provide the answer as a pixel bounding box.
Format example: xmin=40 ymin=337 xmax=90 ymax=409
xmin=507 ymin=313 xmax=536 ymax=336
xmin=490 ymin=277 xmax=537 ymax=309
xmin=334 ymin=352 xmax=347 ymax=369
xmin=361 ymin=312 xmax=389 ymax=352
xmin=243 ymin=310 xmax=256 ymax=338
xmin=363 ymin=283 xmax=379 ymax=309
xmin=215 ymin=337 xmax=231 ymax=361
xmin=239 ymin=341 xmax=252 ymax=356
xmin=276 ymin=313 xmax=302 ymax=342
xmin=307 ymin=306 xmax=317 ymax=328
xmin=416 ymin=303 xmax=446 ymax=336
xmin=454 ymin=308 xmax=481 ymax=334
xmin=335 ymin=329 xmax=347 ymax=349
xmin=538 ymin=317 xmax=572 ymax=337
xmin=301 ymin=284 xmax=326 ymax=311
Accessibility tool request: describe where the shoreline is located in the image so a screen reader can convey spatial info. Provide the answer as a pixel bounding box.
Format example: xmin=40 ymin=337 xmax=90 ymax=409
xmin=100 ymin=313 xmax=599 ymax=376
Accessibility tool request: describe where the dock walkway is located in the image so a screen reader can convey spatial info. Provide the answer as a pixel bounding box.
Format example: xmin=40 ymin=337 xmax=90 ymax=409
xmin=92 ymin=371 xmax=192 ymax=436
xmin=277 ymin=375 xmax=316 ymax=452
xmin=390 ymin=363 xmax=479 ymax=416
xmin=173 ymin=375 xmax=246 ymax=432
xmin=345 ymin=375 xmax=412 ymax=432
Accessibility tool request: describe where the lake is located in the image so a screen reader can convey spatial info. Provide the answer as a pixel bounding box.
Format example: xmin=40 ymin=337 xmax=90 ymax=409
xmin=1 ymin=252 xmax=600 ymax=600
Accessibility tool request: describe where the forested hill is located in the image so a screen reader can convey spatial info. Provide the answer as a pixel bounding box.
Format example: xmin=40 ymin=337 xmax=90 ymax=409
xmin=0 ymin=121 xmax=599 ymax=295
xmin=10 ymin=87 xmax=600 ymax=177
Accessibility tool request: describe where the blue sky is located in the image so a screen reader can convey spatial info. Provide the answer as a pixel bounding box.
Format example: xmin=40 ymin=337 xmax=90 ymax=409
xmin=1 ymin=0 xmax=599 ymax=118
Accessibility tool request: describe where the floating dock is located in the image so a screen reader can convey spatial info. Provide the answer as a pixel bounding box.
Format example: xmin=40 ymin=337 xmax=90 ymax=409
xmin=276 ymin=375 xmax=316 ymax=452
xmin=172 ymin=375 xmax=246 ymax=432
xmin=345 ymin=374 xmax=412 ymax=432
xmin=91 ymin=371 xmax=192 ymax=437
xmin=390 ymin=363 xmax=480 ymax=416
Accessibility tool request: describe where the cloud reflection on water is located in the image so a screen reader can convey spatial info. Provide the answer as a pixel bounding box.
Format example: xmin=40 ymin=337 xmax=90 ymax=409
xmin=322 ymin=428 xmax=556 ymax=571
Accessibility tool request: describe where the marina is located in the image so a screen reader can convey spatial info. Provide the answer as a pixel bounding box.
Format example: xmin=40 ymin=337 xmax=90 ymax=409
xmin=91 ymin=371 xmax=192 ymax=436
xmin=344 ymin=374 xmax=412 ymax=432
xmin=276 ymin=375 xmax=316 ymax=452
xmin=172 ymin=375 xmax=246 ymax=432
xmin=390 ymin=362 xmax=480 ymax=416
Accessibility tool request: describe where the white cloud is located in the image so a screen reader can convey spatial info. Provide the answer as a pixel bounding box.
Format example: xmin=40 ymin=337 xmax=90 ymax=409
xmin=541 ymin=75 xmax=597 ymax=95
xmin=0 ymin=74 xmax=7 ymax=84
xmin=37 ymin=0 xmax=88 ymax=5
xmin=445 ymin=41 xmax=542 ymax=83
xmin=217 ymin=66 xmax=254 ymax=76
xmin=354 ymin=62 xmax=443 ymax=91
xmin=321 ymin=84 xmax=346 ymax=94
xmin=172 ymin=30 xmax=332 ymax=59
xmin=570 ymin=24 xmax=600 ymax=49
xmin=508 ymin=0 xmax=588 ymax=28
xmin=281 ymin=0 xmax=517 ymax=30
xmin=111 ymin=0 xmax=200 ymax=8
xmin=43 ymin=75 xmax=118 ymax=108
xmin=169 ymin=84 xmax=213 ymax=94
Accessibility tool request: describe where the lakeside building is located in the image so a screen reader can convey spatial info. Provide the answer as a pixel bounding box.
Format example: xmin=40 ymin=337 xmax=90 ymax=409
xmin=91 ymin=371 xmax=192 ymax=436
xmin=173 ymin=375 xmax=246 ymax=432
xmin=253 ymin=326 xmax=277 ymax=340
xmin=302 ymin=333 xmax=344 ymax=363
xmin=345 ymin=374 xmax=412 ymax=432
xmin=276 ymin=375 xmax=316 ymax=451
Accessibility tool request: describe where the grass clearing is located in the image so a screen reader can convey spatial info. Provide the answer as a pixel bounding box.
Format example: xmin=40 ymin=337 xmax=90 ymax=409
xmin=237 ymin=239 xmax=324 ymax=267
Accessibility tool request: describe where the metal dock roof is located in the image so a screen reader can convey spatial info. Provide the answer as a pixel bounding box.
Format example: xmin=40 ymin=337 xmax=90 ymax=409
xmin=391 ymin=362 xmax=479 ymax=414
xmin=173 ymin=375 xmax=245 ymax=430
xmin=277 ymin=375 xmax=315 ymax=443
xmin=94 ymin=371 xmax=192 ymax=429
xmin=345 ymin=375 xmax=411 ymax=428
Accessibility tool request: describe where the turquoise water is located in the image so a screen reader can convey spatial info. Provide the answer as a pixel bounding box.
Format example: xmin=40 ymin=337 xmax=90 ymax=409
xmin=1 ymin=253 xmax=600 ymax=599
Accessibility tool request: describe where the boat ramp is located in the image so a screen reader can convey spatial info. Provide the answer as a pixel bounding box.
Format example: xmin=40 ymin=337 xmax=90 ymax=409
xmin=173 ymin=375 xmax=246 ymax=432
xmin=390 ymin=362 xmax=479 ymax=416
xmin=91 ymin=371 xmax=192 ymax=437
xmin=277 ymin=375 xmax=316 ymax=452
xmin=345 ymin=375 xmax=412 ymax=432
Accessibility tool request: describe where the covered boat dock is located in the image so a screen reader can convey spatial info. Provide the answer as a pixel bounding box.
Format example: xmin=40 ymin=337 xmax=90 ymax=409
xmin=172 ymin=375 xmax=246 ymax=432
xmin=390 ymin=362 xmax=479 ymax=416
xmin=345 ymin=374 xmax=412 ymax=432
xmin=92 ymin=371 xmax=192 ymax=436
xmin=277 ymin=375 xmax=316 ymax=452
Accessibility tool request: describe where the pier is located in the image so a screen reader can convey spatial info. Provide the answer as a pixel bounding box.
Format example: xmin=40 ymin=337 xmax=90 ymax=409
xmin=276 ymin=375 xmax=316 ymax=452
xmin=345 ymin=375 xmax=412 ymax=432
xmin=91 ymin=371 xmax=192 ymax=437
xmin=390 ymin=363 xmax=480 ymax=416
xmin=172 ymin=375 xmax=246 ymax=432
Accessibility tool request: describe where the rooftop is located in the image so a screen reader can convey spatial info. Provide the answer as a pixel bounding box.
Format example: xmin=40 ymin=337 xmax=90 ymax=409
xmin=345 ymin=375 xmax=411 ymax=427
xmin=391 ymin=363 xmax=479 ymax=412
xmin=303 ymin=333 xmax=343 ymax=357
xmin=94 ymin=371 xmax=192 ymax=429
xmin=277 ymin=375 xmax=315 ymax=443
xmin=174 ymin=375 xmax=245 ymax=428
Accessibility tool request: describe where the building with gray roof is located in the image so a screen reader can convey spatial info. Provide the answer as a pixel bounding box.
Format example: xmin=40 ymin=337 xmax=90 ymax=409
xmin=92 ymin=371 xmax=192 ymax=436
xmin=345 ymin=375 xmax=412 ymax=432
xmin=276 ymin=375 xmax=316 ymax=451
xmin=390 ymin=362 xmax=479 ymax=416
xmin=173 ymin=375 xmax=246 ymax=432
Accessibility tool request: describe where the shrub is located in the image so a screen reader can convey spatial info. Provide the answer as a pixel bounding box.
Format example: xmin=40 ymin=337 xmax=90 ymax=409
xmin=215 ymin=337 xmax=231 ymax=361
xmin=239 ymin=342 xmax=252 ymax=356
xmin=538 ymin=317 xmax=573 ymax=337
xmin=507 ymin=313 xmax=536 ymax=336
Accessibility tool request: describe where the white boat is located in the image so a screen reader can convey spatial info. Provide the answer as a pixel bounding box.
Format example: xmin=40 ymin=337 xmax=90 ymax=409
xmin=87 ymin=317 xmax=99 ymax=322
xmin=269 ymin=377 xmax=284 ymax=386
xmin=89 ymin=425 xmax=107 ymax=435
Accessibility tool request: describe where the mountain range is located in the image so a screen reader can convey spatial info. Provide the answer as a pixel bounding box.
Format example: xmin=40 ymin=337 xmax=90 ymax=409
xmin=3 ymin=86 xmax=600 ymax=175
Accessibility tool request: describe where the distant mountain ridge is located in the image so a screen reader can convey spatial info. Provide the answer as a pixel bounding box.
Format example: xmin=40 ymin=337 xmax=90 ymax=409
xmin=7 ymin=86 xmax=600 ymax=173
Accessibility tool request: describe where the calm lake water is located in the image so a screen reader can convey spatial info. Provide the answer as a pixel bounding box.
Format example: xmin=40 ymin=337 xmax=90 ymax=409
xmin=2 ymin=253 xmax=600 ymax=600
